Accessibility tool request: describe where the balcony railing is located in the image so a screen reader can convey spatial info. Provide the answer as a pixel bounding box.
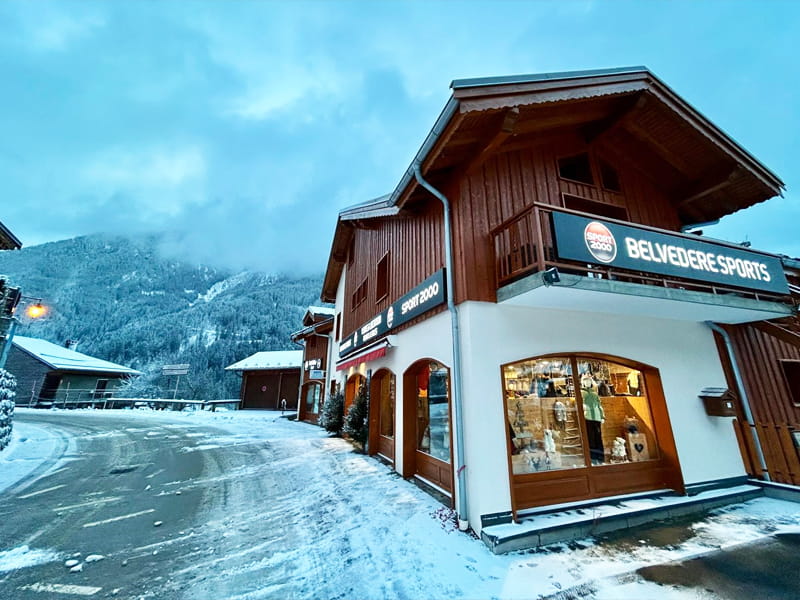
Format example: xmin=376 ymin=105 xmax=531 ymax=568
xmin=491 ymin=203 xmax=793 ymax=304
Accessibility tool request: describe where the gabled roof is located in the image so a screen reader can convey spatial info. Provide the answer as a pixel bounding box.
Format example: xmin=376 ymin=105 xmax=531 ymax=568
xmin=224 ymin=350 xmax=303 ymax=371
xmin=0 ymin=219 xmax=22 ymax=250
xmin=12 ymin=336 xmax=140 ymax=375
xmin=322 ymin=67 xmax=787 ymax=302
xmin=306 ymin=305 xmax=335 ymax=318
xmin=321 ymin=194 xmax=395 ymax=302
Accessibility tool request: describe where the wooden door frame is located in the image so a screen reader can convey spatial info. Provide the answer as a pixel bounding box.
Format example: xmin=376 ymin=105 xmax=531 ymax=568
xmin=402 ymin=359 xmax=455 ymax=496
xmin=368 ymin=368 xmax=396 ymax=461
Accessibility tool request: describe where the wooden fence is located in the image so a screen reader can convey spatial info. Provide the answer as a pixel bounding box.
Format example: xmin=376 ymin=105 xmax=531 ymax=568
xmin=733 ymin=419 xmax=800 ymax=485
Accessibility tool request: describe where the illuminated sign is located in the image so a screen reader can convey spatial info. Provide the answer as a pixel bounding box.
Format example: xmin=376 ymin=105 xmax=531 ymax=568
xmin=552 ymin=212 xmax=789 ymax=294
xmin=339 ymin=269 xmax=446 ymax=358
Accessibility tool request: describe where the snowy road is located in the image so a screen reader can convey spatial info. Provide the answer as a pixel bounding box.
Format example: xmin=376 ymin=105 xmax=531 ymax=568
xmin=1 ymin=409 xmax=800 ymax=600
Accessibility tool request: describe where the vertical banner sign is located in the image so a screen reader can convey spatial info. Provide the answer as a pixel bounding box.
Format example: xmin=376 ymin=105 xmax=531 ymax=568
xmin=339 ymin=269 xmax=446 ymax=358
xmin=551 ymin=212 xmax=789 ymax=294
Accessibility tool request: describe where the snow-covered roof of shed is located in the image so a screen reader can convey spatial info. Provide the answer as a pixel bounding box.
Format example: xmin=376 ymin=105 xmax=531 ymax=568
xmin=307 ymin=306 xmax=335 ymax=316
xmin=12 ymin=336 xmax=141 ymax=375
xmin=225 ymin=350 xmax=303 ymax=371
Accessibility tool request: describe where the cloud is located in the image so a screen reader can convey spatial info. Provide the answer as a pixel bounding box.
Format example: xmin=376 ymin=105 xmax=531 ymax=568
xmin=11 ymin=4 xmax=105 ymax=52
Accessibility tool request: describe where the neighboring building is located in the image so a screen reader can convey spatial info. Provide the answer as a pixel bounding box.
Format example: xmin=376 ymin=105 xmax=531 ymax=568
xmin=0 ymin=220 xmax=22 ymax=251
xmin=225 ymin=350 xmax=302 ymax=410
xmin=290 ymin=306 xmax=335 ymax=424
xmin=7 ymin=335 xmax=140 ymax=406
xmin=714 ymin=264 xmax=800 ymax=486
xmin=319 ymin=67 xmax=795 ymax=537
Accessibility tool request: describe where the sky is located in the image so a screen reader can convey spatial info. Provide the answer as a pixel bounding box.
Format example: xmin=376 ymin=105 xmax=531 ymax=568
xmin=1 ymin=0 xmax=799 ymax=274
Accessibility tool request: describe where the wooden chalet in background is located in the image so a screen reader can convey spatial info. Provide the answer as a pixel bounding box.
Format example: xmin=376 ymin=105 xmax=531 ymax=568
xmin=290 ymin=306 xmax=334 ymax=424
xmin=225 ymin=350 xmax=302 ymax=410
xmin=317 ymin=66 xmax=799 ymax=545
xmin=7 ymin=336 xmax=140 ymax=407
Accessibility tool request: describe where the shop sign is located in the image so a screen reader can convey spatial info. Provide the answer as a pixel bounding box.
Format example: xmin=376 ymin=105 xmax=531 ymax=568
xmin=304 ymin=358 xmax=321 ymax=371
xmin=339 ymin=269 xmax=446 ymax=358
xmin=309 ymin=369 xmax=325 ymax=380
xmin=552 ymin=212 xmax=789 ymax=294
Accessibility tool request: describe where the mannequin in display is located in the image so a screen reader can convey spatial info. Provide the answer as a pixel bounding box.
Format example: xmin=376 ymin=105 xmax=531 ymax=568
xmin=582 ymin=385 xmax=605 ymax=464
xmin=627 ymin=370 xmax=642 ymax=396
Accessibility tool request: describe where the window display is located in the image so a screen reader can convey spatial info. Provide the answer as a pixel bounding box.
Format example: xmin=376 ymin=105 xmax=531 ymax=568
xmin=503 ymin=355 xmax=661 ymax=474
xmin=504 ymin=357 xmax=587 ymax=474
xmin=415 ymin=361 xmax=450 ymax=462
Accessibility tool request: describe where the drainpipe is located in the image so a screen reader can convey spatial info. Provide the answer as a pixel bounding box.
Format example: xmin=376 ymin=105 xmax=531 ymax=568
xmin=413 ymin=163 xmax=469 ymax=531
xmin=706 ymin=321 xmax=770 ymax=481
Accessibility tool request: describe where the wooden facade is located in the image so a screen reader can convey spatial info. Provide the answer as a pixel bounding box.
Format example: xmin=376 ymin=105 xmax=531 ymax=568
xmin=716 ymin=304 xmax=800 ymax=485
xmin=240 ymin=368 xmax=300 ymax=410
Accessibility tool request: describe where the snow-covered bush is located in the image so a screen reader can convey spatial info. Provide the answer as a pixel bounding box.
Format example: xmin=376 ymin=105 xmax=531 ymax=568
xmin=343 ymin=383 xmax=369 ymax=448
xmin=319 ymin=390 xmax=344 ymax=436
xmin=0 ymin=369 xmax=17 ymax=451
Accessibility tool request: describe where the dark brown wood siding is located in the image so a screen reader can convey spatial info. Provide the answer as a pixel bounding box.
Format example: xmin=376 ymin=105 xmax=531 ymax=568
xmin=722 ymin=324 xmax=800 ymax=426
xmin=241 ymin=369 xmax=301 ymax=410
xmin=453 ymin=135 xmax=682 ymax=303
xmin=342 ymin=201 xmax=445 ymax=337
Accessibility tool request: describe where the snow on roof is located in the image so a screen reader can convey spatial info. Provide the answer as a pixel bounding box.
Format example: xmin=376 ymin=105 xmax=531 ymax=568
xmin=225 ymin=350 xmax=303 ymax=371
xmin=307 ymin=306 xmax=335 ymax=316
xmin=12 ymin=336 xmax=141 ymax=375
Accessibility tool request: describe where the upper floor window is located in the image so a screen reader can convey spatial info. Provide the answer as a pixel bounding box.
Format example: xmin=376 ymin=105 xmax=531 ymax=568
xmin=352 ymin=278 xmax=368 ymax=311
xmin=558 ymin=153 xmax=594 ymax=185
xmin=558 ymin=152 xmax=622 ymax=195
xmin=780 ymin=360 xmax=800 ymax=406
xmin=376 ymin=252 xmax=390 ymax=302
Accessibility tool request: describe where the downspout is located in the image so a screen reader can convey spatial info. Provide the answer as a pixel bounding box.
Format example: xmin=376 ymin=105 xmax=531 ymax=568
xmin=706 ymin=321 xmax=770 ymax=481
xmin=413 ymin=163 xmax=469 ymax=531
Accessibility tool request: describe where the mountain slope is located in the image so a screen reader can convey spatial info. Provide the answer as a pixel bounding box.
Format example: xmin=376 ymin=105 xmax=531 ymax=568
xmin=0 ymin=234 xmax=324 ymax=399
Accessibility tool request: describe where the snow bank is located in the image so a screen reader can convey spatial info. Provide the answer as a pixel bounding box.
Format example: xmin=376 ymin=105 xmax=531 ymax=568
xmin=0 ymin=545 xmax=61 ymax=573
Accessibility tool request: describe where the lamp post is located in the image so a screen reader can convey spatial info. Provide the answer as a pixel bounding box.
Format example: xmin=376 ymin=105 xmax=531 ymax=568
xmin=0 ymin=277 xmax=47 ymax=370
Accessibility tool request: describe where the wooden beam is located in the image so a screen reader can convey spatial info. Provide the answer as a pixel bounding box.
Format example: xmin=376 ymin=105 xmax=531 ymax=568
xmin=581 ymin=92 xmax=647 ymax=144
xmin=461 ymin=107 xmax=520 ymax=176
xmin=678 ymin=167 xmax=742 ymax=207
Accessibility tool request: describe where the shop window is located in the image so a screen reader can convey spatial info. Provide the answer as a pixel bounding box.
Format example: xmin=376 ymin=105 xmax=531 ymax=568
xmin=558 ymin=153 xmax=594 ymax=185
xmin=376 ymin=371 xmax=395 ymax=438
xmin=376 ymin=252 xmax=390 ymax=302
xmin=599 ymin=159 xmax=621 ymax=192
xmin=414 ymin=361 xmax=450 ymax=462
xmin=305 ymin=383 xmax=322 ymax=414
xmin=504 ymin=357 xmax=586 ymax=474
xmin=780 ymin=360 xmax=800 ymax=406
xmin=563 ymin=194 xmax=628 ymax=221
xmin=503 ymin=355 xmax=660 ymax=473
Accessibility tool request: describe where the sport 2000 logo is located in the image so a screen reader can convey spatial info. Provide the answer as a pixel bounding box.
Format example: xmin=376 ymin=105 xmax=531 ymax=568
xmin=583 ymin=221 xmax=617 ymax=263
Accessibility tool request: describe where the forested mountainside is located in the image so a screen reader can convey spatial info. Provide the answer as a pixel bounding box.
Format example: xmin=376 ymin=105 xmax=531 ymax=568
xmin=0 ymin=234 xmax=324 ymax=399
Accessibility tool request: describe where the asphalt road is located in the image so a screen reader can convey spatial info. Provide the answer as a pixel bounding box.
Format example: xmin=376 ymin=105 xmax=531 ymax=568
xmin=0 ymin=411 xmax=291 ymax=600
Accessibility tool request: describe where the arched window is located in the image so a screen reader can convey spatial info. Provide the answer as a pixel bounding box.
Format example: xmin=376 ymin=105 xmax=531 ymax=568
xmin=503 ymin=354 xmax=661 ymax=475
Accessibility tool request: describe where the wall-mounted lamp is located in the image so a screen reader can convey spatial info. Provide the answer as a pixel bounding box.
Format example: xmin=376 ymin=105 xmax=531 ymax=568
xmin=542 ymin=267 xmax=560 ymax=287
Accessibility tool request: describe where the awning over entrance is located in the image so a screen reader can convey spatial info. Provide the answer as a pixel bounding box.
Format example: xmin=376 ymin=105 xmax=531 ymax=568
xmin=335 ymin=340 xmax=391 ymax=371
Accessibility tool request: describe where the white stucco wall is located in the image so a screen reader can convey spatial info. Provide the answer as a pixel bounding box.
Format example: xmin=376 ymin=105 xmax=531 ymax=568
xmin=457 ymin=301 xmax=746 ymax=533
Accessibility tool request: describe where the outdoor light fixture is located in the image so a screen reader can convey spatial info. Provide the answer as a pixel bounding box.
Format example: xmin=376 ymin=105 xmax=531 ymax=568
xmin=26 ymin=302 xmax=46 ymax=319
xmin=542 ymin=267 xmax=560 ymax=287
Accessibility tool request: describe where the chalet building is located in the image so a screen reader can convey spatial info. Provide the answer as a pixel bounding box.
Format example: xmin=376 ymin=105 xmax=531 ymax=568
xmin=320 ymin=67 xmax=797 ymax=538
xmin=225 ymin=350 xmax=302 ymax=410
xmin=290 ymin=306 xmax=335 ymax=424
xmin=7 ymin=336 xmax=140 ymax=406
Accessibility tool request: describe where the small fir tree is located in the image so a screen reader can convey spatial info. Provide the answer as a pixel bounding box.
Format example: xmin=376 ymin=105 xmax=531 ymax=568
xmin=343 ymin=383 xmax=369 ymax=449
xmin=0 ymin=369 xmax=17 ymax=451
xmin=319 ymin=390 xmax=344 ymax=436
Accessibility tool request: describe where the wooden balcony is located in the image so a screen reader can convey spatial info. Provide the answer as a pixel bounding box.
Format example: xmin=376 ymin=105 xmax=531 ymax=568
xmin=491 ymin=203 xmax=795 ymax=306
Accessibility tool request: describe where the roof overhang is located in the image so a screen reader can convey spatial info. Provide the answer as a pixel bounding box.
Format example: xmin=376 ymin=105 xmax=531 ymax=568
xmin=0 ymin=220 xmax=22 ymax=250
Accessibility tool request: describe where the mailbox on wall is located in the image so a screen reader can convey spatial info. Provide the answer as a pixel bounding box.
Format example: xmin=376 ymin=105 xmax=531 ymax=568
xmin=698 ymin=387 xmax=738 ymax=417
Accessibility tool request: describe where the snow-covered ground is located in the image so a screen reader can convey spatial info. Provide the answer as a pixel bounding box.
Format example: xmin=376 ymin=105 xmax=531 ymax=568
xmin=4 ymin=407 xmax=800 ymax=599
